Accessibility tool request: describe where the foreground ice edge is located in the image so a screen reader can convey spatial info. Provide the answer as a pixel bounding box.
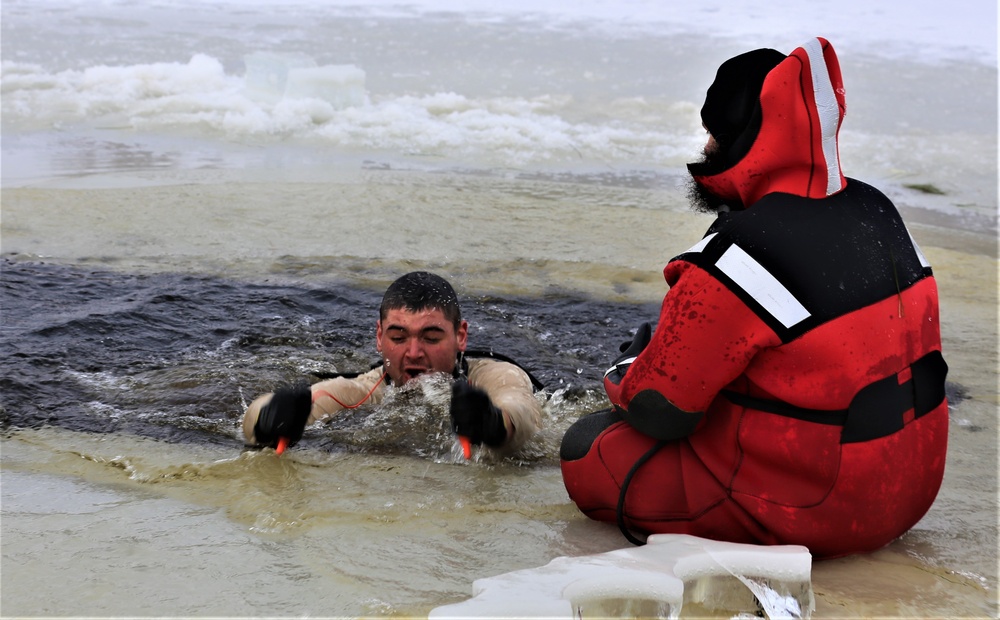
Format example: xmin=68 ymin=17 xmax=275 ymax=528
xmin=430 ymin=533 xmax=815 ymax=619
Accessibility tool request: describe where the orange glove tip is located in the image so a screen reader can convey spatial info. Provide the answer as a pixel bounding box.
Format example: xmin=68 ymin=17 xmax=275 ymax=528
xmin=459 ymin=435 xmax=472 ymax=459
xmin=275 ymin=436 xmax=289 ymax=456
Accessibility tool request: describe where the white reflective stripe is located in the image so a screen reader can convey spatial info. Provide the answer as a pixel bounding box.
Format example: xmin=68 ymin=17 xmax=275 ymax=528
xmin=685 ymin=232 xmax=717 ymax=254
xmin=908 ymin=231 xmax=931 ymax=269
xmin=604 ymin=357 xmax=637 ymax=378
xmin=803 ymin=37 xmax=842 ymax=196
xmin=716 ymin=245 xmax=811 ymax=328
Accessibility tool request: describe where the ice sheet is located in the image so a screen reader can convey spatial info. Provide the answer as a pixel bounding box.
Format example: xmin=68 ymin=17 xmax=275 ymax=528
xmin=430 ymin=534 xmax=814 ymax=619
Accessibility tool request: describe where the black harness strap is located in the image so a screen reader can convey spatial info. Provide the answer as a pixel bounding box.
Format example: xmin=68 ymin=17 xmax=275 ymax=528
xmin=720 ymin=390 xmax=848 ymax=425
xmin=842 ymin=349 xmax=947 ymax=443
xmin=722 ymin=350 xmax=947 ymax=444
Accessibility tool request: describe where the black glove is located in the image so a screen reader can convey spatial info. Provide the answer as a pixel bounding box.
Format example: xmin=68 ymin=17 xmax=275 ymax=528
xmin=253 ymin=384 xmax=313 ymax=449
xmin=604 ymin=322 xmax=653 ymax=386
xmin=450 ymin=378 xmax=507 ymax=448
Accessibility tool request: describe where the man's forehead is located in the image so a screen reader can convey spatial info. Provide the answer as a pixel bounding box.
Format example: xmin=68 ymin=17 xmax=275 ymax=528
xmin=382 ymin=306 xmax=452 ymax=329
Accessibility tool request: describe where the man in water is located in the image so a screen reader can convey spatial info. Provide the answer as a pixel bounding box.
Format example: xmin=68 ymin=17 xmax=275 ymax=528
xmin=243 ymin=271 xmax=542 ymax=455
xmin=560 ymin=38 xmax=948 ymax=558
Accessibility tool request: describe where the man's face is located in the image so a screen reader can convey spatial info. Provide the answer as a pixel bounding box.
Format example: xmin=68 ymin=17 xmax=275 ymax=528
xmin=376 ymin=307 xmax=468 ymax=385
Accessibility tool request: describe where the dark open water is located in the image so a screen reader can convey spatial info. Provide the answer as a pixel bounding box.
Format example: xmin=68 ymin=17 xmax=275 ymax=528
xmin=1 ymin=256 xmax=656 ymax=457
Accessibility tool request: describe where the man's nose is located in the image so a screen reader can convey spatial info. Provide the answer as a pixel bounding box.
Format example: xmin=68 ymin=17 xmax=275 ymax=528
xmin=403 ymin=338 xmax=424 ymax=359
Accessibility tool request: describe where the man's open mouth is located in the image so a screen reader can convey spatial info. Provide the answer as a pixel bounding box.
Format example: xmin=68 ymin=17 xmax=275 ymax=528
xmin=401 ymin=367 xmax=429 ymax=382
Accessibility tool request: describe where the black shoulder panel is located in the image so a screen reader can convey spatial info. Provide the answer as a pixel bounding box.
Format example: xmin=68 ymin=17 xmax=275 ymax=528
xmin=676 ymin=180 xmax=932 ymax=341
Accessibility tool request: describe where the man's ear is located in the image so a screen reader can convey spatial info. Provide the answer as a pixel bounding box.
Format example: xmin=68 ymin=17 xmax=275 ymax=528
xmin=375 ymin=320 xmax=383 ymax=352
xmin=456 ymin=320 xmax=469 ymax=351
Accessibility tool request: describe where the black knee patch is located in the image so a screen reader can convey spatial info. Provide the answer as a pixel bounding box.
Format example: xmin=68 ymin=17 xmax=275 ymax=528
xmin=560 ymin=408 xmax=620 ymax=461
xmin=624 ymin=389 xmax=703 ymax=441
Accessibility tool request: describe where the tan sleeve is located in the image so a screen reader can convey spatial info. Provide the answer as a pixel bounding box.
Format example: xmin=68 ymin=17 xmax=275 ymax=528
xmin=466 ymin=358 xmax=542 ymax=452
xmin=242 ymin=367 xmax=388 ymax=445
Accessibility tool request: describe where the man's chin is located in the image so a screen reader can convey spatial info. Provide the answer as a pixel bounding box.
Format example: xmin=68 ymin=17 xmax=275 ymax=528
xmin=686 ymin=177 xmax=743 ymax=214
xmin=686 ymin=149 xmax=743 ymax=214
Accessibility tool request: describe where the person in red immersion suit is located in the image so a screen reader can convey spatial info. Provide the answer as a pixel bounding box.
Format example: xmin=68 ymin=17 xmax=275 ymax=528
xmin=559 ymin=37 xmax=949 ymax=559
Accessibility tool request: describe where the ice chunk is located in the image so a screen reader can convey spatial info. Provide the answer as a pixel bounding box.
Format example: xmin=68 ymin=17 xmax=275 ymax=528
xmin=429 ymin=534 xmax=814 ymax=619
xmin=284 ymin=65 xmax=366 ymax=108
xmin=243 ymin=52 xmax=316 ymax=103
xmin=243 ymin=52 xmax=366 ymax=108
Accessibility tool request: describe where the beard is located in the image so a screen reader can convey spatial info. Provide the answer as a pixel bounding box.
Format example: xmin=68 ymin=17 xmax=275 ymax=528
xmin=686 ymin=145 xmax=743 ymax=214
xmin=686 ymin=177 xmax=731 ymax=214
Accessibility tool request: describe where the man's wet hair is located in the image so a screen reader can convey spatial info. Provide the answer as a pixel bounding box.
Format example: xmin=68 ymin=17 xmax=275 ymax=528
xmin=379 ymin=271 xmax=462 ymax=328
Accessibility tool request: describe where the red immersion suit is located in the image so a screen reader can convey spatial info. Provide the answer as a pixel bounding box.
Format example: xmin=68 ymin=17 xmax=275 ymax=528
xmin=560 ymin=38 xmax=948 ymax=559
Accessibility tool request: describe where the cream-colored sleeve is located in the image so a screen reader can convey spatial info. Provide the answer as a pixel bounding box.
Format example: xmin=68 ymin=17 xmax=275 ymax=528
xmin=242 ymin=366 xmax=388 ymax=445
xmin=466 ymin=358 xmax=543 ymax=452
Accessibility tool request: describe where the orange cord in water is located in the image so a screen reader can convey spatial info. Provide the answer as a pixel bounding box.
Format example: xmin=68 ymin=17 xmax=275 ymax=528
xmin=274 ymin=371 xmax=388 ymax=457
xmin=312 ymin=371 xmax=388 ymax=409
xmin=458 ymin=435 xmax=472 ymax=459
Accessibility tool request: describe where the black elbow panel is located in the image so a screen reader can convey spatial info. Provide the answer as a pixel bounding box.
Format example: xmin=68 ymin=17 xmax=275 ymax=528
xmin=621 ymin=389 xmax=703 ymax=441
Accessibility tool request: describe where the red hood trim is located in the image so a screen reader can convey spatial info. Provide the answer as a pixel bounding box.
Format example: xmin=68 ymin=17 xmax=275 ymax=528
xmin=693 ymin=37 xmax=847 ymax=207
